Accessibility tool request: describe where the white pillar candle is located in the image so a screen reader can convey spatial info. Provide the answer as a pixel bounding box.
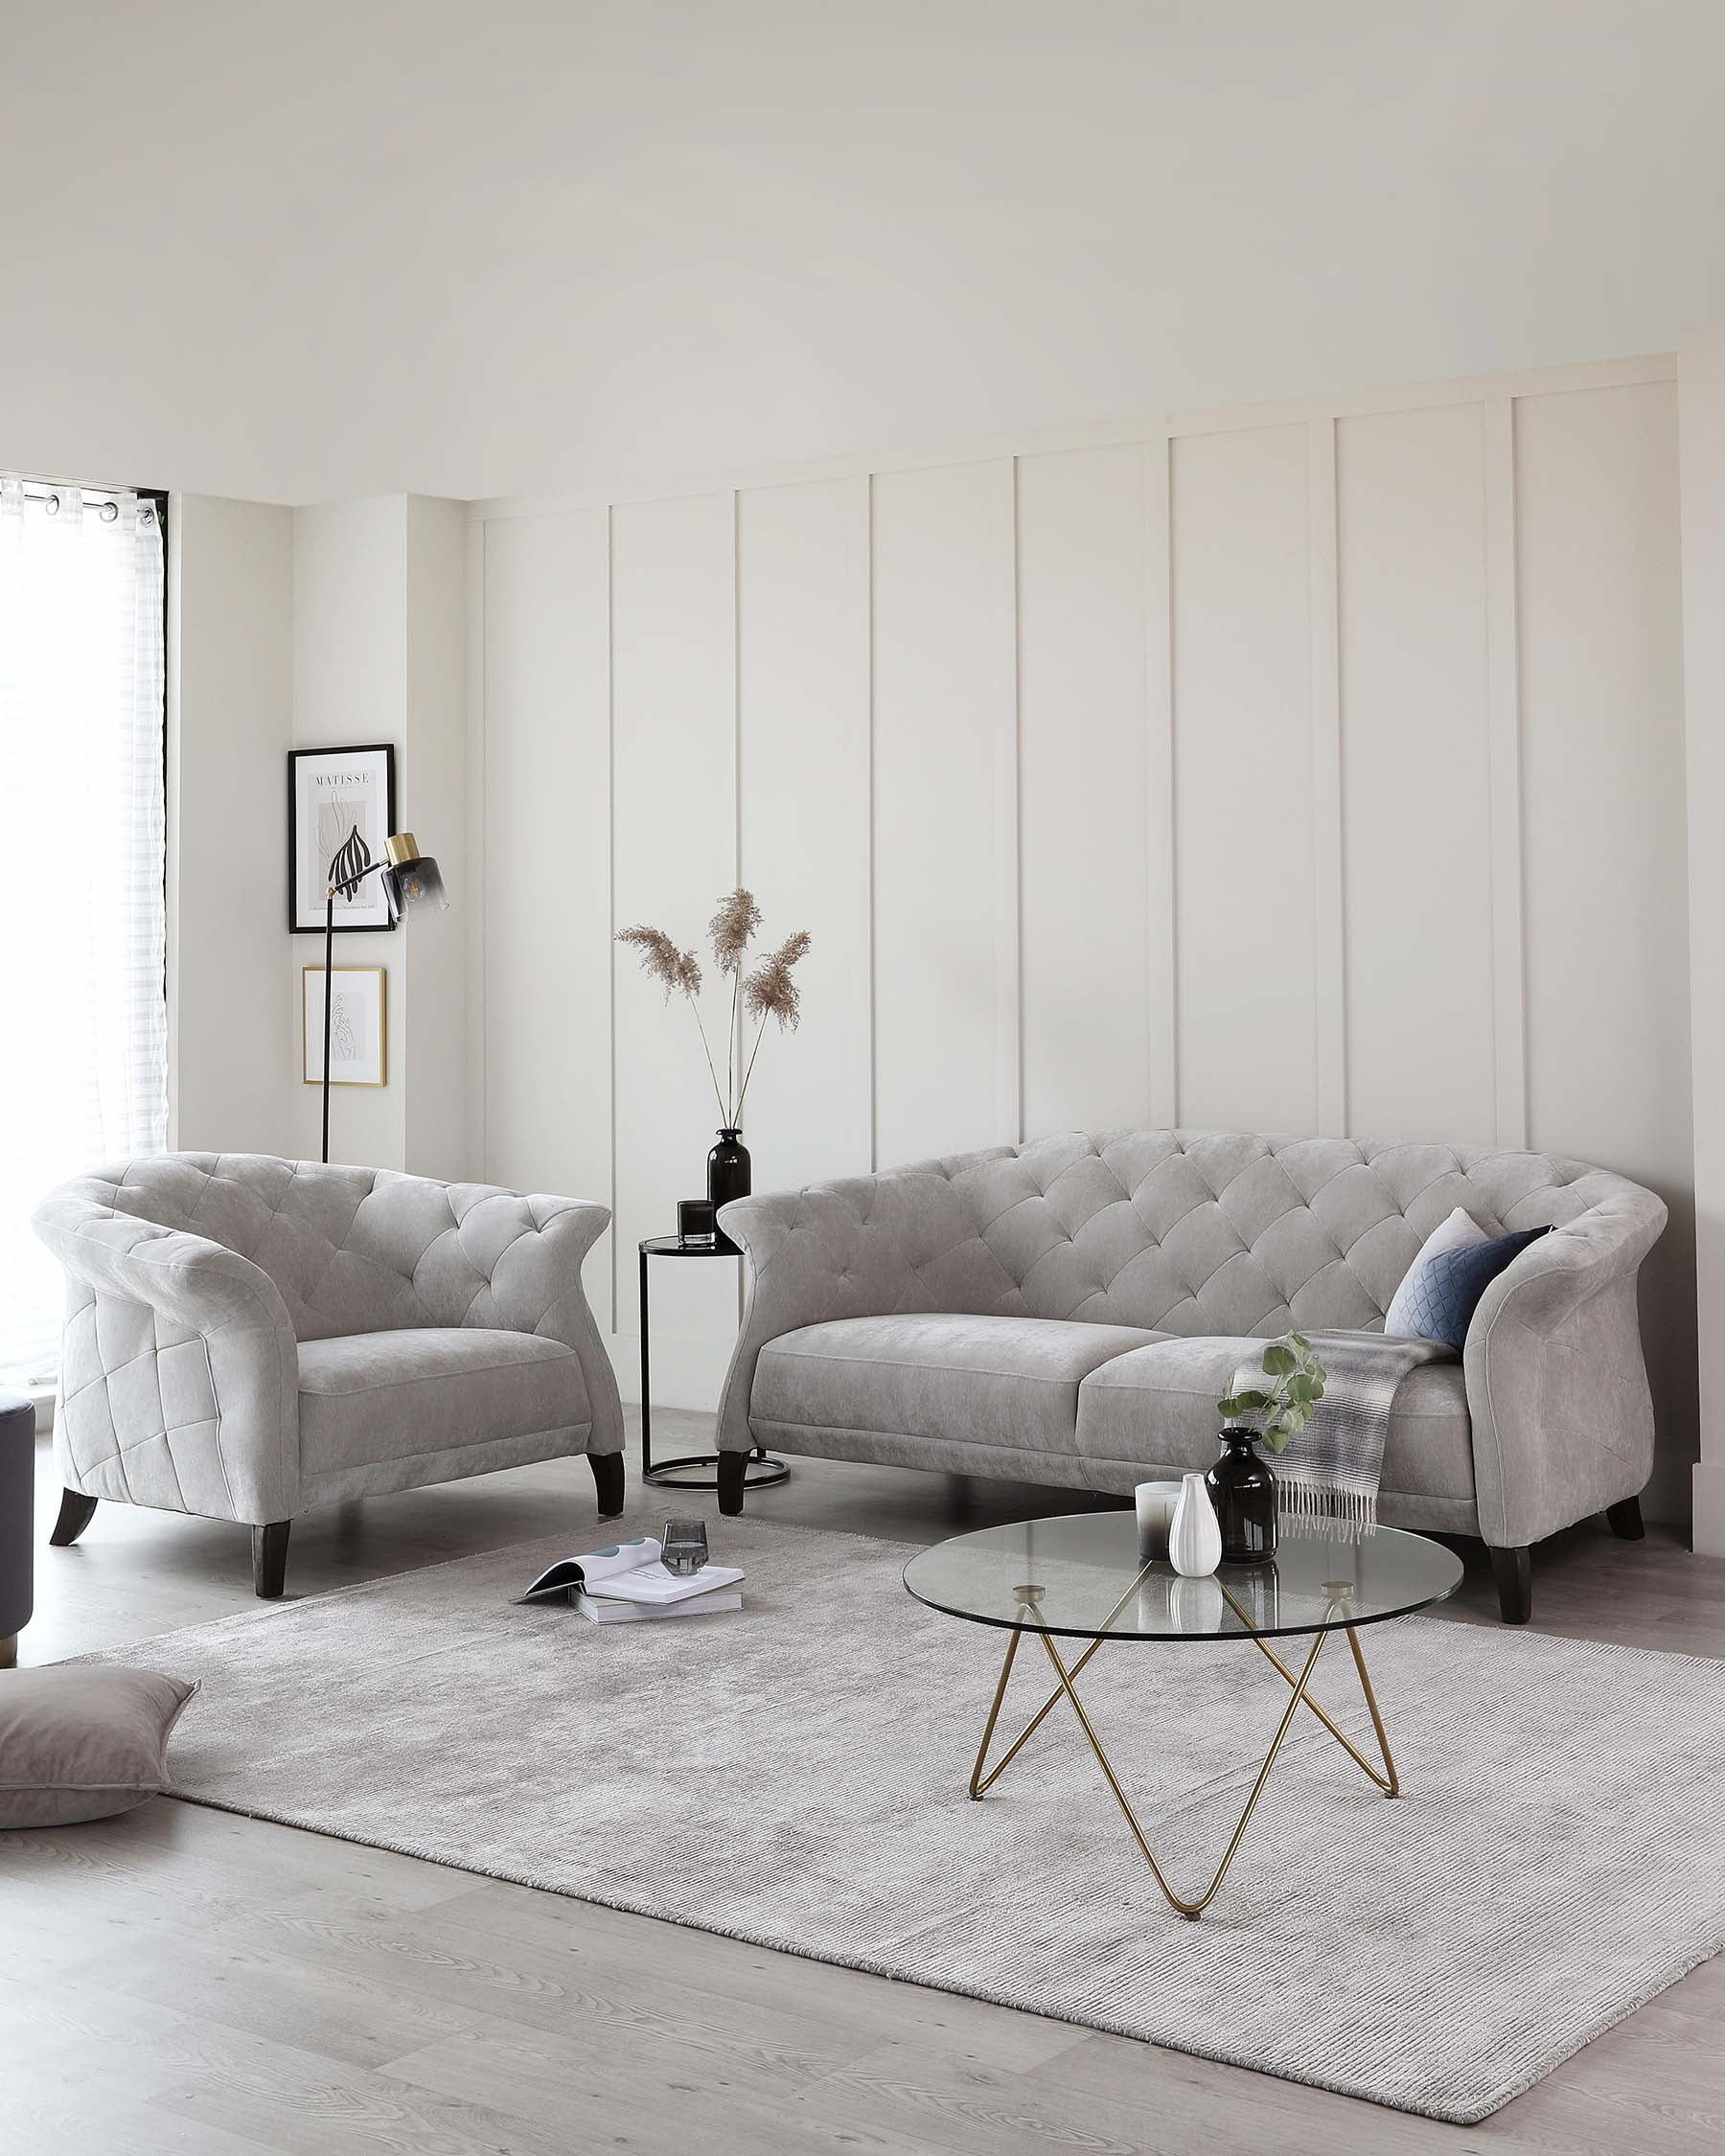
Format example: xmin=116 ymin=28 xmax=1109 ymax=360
xmin=1135 ymin=1479 xmax=1183 ymax=1563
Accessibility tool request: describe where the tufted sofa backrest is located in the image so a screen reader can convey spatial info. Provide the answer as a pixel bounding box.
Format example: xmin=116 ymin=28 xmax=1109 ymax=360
xmin=50 ymin=1153 xmax=593 ymax=1342
xmin=788 ymin=1130 xmax=1641 ymax=1338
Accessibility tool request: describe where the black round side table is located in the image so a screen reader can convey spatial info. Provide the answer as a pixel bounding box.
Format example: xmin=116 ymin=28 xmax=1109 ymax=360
xmin=637 ymin=1236 xmax=789 ymax=1494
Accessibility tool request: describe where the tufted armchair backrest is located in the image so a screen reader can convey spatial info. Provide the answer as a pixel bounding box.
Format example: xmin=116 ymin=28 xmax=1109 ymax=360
xmin=776 ymin=1130 xmax=1644 ymax=1339
xmin=49 ymin=1153 xmax=596 ymax=1342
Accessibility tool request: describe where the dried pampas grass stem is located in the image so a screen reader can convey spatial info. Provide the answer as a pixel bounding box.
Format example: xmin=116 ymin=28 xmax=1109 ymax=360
xmin=616 ymin=922 xmax=724 ymax=1119
xmin=708 ymin=888 xmax=761 ymax=975
xmin=736 ymin=929 xmax=813 ymax=1112
xmin=614 ymin=925 xmax=702 ymax=999
xmin=708 ymin=887 xmax=761 ymax=1107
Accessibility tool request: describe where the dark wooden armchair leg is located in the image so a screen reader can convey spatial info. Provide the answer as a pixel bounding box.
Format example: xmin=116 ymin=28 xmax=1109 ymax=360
xmin=589 ymin=1451 xmax=625 ymax=1519
xmin=1606 ymin=1496 xmax=1644 ymax=1541
xmin=717 ymin=1450 xmax=748 ymax=1517
xmin=50 ymin=1489 xmax=99 ymax=1547
xmin=252 ymin=1522 xmax=291 ymax=1599
xmin=1490 ymin=1545 xmax=1532 ymax=1625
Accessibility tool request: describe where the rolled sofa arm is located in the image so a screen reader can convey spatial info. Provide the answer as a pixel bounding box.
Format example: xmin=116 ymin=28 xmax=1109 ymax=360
xmin=713 ymin=1169 xmax=1014 ymax=1455
xmin=460 ymin=1190 xmax=624 ymax=1456
xmin=34 ymin=1192 xmax=300 ymax=1525
xmin=1462 ymin=1179 xmax=1668 ymax=1548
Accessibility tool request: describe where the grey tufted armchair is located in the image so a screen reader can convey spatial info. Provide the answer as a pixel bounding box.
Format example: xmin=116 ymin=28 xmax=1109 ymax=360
xmin=34 ymin=1153 xmax=626 ymax=1596
xmin=713 ymin=1130 xmax=1669 ymax=1622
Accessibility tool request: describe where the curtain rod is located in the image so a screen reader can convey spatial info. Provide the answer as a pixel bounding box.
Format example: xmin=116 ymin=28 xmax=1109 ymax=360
xmin=11 ymin=485 xmax=155 ymax=525
xmin=6 ymin=469 xmax=165 ymax=505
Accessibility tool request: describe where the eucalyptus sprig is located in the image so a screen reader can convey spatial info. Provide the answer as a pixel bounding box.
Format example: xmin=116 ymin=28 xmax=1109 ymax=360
xmin=1217 ymin=1332 xmax=1327 ymax=1456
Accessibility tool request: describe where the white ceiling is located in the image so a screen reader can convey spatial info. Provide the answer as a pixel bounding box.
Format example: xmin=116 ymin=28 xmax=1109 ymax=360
xmin=4 ymin=0 xmax=1722 ymax=505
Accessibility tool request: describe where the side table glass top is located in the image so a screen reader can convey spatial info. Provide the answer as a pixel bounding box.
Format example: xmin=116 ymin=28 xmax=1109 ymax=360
xmin=903 ymin=1511 xmax=1461 ymax=1642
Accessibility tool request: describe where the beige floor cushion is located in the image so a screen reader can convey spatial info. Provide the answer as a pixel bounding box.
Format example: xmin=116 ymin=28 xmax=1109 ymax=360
xmin=0 ymin=1666 xmax=196 ymax=1828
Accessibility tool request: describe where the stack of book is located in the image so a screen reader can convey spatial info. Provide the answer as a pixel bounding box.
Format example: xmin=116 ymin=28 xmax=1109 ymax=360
xmin=519 ymin=1536 xmax=744 ymax=1622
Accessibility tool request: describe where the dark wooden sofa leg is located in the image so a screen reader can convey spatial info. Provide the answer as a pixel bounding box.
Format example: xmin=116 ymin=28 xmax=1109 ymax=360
xmin=252 ymin=1522 xmax=291 ymax=1600
xmin=589 ymin=1451 xmax=625 ymax=1519
xmin=717 ymin=1450 xmax=748 ymax=1518
xmin=1491 ymin=1545 xmax=1532 ymax=1625
xmin=49 ymin=1489 xmax=99 ymax=1547
xmin=1606 ymin=1495 xmax=1644 ymax=1541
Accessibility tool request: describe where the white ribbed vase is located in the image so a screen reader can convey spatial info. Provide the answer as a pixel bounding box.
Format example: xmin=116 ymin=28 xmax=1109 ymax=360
xmin=1168 ymin=1471 xmax=1222 ymax=1578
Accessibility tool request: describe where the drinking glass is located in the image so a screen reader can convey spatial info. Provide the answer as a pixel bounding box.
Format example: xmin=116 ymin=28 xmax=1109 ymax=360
xmin=660 ymin=1519 xmax=709 ymax=1577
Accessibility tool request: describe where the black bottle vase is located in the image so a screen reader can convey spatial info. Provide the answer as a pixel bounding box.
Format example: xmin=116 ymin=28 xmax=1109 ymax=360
xmin=708 ymin=1128 xmax=751 ymax=1250
xmin=1206 ymin=1427 xmax=1277 ymax=1563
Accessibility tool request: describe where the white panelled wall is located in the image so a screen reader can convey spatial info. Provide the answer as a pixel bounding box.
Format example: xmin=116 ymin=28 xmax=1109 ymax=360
xmin=470 ymin=356 xmax=1696 ymax=1519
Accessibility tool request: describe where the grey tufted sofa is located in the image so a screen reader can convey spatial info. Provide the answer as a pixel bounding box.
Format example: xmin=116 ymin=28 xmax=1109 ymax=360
xmin=713 ymin=1130 xmax=1668 ymax=1622
xmin=34 ymin=1153 xmax=626 ymax=1596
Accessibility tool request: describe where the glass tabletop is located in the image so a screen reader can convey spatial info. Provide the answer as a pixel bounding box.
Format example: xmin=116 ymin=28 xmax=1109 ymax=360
xmin=902 ymin=1511 xmax=1462 ymax=1642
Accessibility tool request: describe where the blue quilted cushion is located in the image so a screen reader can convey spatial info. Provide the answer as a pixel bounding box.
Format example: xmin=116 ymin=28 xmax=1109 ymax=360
xmin=1392 ymin=1227 xmax=1550 ymax=1351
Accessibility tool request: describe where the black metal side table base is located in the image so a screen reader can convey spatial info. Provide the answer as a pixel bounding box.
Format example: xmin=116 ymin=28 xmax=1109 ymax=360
xmin=637 ymin=1236 xmax=793 ymax=1498
xmin=642 ymin=1448 xmax=789 ymax=1494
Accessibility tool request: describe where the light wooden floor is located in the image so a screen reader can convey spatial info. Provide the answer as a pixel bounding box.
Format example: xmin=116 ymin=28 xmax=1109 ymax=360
xmin=7 ymin=1411 xmax=1725 ymax=2155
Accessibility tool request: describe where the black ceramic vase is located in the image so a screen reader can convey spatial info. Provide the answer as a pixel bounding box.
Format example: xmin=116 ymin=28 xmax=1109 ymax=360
xmin=708 ymin=1128 xmax=751 ymax=1250
xmin=1206 ymin=1427 xmax=1277 ymax=1563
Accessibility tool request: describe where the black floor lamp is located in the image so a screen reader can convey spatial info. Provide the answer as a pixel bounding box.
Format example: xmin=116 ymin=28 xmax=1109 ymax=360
xmin=319 ymin=830 xmax=448 ymax=1164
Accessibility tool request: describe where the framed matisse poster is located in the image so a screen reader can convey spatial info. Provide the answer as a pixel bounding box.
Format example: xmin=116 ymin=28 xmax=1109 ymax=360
xmin=304 ymin=968 xmax=387 ymax=1087
xmin=288 ymin=744 xmax=397 ymax=932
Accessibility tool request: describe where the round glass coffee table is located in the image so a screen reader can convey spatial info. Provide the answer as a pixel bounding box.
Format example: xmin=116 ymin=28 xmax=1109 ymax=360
xmin=904 ymin=1511 xmax=1461 ymax=1920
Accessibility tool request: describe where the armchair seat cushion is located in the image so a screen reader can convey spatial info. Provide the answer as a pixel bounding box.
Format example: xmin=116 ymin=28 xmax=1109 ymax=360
xmin=752 ymin=1314 xmax=1164 ymax=1457
xmin=1076 ymin=1332 xmax=1475 ymax=1501
xmin=298 ymin=1327 xmax=589 ymax=1481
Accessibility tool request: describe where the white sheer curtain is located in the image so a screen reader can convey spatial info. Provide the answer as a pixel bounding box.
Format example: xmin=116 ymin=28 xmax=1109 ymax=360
xmin=0 ymin=480 xmax=168 ymax=1380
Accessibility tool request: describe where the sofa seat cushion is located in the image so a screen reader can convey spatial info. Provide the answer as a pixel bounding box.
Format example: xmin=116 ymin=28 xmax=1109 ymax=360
xmin=752 ymin=1315 xmax=1165 ymax=1457
xmin=1076 ymin=1333 xmax=1475 ymax=1501
xmin=297 ymin=1327 xmax=589 ymax=1478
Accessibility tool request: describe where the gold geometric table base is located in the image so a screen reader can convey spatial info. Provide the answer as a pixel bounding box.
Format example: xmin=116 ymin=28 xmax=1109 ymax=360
xmin=967 ymin=1576 xmax=1400 ymax=1920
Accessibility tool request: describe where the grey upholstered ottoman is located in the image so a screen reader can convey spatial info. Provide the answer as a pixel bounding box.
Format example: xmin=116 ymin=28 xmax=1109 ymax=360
xmin=0 ymin=1388 xmax=35 ymax=1666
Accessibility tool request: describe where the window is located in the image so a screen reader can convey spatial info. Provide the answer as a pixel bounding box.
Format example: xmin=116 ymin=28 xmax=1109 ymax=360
xmin=0 ymin=479 xmax=168 ymax=1381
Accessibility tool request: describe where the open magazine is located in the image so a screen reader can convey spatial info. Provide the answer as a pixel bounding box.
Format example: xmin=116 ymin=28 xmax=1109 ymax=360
xmin=518 ymin=1536 xmax=744 ymax=1622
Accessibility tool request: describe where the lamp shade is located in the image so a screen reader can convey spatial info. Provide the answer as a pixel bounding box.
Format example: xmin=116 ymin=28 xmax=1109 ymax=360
xmin=380 ymin=832 xmax=448 ymax=919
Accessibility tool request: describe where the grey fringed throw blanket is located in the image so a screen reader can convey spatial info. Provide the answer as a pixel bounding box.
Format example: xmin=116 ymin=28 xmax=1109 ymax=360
xmin=1230 ymin=1330 xmax=1457 ymax=1533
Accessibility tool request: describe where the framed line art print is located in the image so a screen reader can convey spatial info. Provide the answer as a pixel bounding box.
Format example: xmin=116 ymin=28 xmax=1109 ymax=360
xmin=304 ymin=967 xmax=387 ymax=1088
xmin=288 ymin=744 xmax=397 ymax=932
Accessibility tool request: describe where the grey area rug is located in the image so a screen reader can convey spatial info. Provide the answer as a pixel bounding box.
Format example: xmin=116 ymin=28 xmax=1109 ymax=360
xmin=86 ymin=1510 xmax=1725 ymax=2125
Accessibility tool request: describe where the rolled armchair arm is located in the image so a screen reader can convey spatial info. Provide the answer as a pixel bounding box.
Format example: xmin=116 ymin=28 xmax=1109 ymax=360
xmin=714 ymin=1172 xmax=1014 ymax=1455
xmin=1462 ymin=1180 xmax=1668 ymax=1548
xmin=34 ymin=1192 xmax=300 ymax=1525
xmin=455 ymin=1190 xmax=624 ymax=1456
